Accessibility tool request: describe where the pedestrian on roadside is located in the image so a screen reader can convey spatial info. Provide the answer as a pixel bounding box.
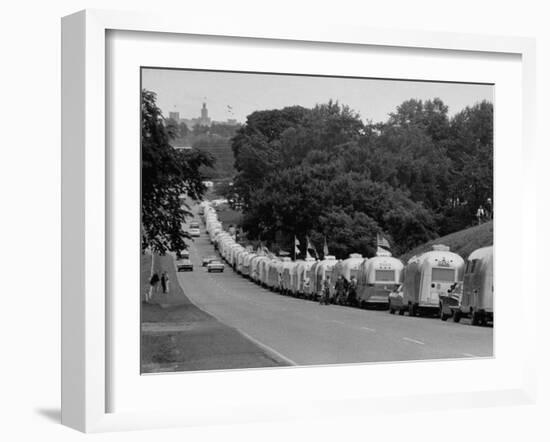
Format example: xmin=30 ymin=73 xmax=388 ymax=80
xmin=165 ymin=273 xmax=171 ymax=293
xmin=148 ymin=272 xmax=160 ymax=302
xmin=160 ymin=271 xmax=169 ymax=294
xmin=320 ymin=277 xmax=331 ymax=305
xmin=334 ymin=275 xmax=346 ymax=305
xmin=347 ymin=276 xmax=358 ymax=307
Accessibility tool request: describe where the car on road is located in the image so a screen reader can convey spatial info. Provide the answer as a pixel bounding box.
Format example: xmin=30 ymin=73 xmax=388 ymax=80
xmin=176 ymin=258 xmax=194 ymax=272
xmin=207 ymin=260 xmax=225 ymax=273
xmin=202 ymin=255 xmax=217 ymax=267
xmin=189 ymin=227 xmax=201 ymax=237
xmin=179 ymin=249 xmax=190 ymax=259
xmin=190 ymin=221 xmax=200 ymax=229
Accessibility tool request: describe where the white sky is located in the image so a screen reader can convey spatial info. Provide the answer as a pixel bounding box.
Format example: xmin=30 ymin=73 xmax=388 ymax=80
xmin=142 ymin=68 xmax=493 ymax=124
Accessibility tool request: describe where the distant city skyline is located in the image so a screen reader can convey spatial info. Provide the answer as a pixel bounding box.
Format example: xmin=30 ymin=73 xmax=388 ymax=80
xmin=142 ymin=68 xmax=493 ymax=125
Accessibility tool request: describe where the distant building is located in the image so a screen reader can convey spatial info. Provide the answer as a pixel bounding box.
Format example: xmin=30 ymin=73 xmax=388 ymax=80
xmin=177 ymin=103 xmax=240 ymax=128
xmin=198 ymin=103 xmax=211 ymax=126
xmin=168 ymin=111 xmax=180 ymax=121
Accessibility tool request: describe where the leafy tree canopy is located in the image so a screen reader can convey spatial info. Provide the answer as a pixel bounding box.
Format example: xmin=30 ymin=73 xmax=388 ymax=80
xmin=141 ymin=89 xmax=213 ymax=255
xmin=228 ymin=97 xmax=493 ymax=258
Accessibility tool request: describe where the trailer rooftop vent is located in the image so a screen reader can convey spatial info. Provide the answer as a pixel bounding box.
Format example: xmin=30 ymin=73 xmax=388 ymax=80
xmin=349 ymin=253 xmax=363 ymax=259
xmin=432 ymin=244 xmax=450 ymax=252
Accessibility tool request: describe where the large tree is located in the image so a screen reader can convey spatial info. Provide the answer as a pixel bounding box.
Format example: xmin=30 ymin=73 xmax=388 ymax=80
xmin=230 ymin=97 xmax=492 ymax=257
xmin=141 ymin=89 xmax=213 ymax=255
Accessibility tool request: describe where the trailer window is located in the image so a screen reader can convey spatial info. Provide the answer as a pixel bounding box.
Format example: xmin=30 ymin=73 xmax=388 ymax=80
xmin=432 ymin=268 xmax=455 ymax=282
xmin=375 ymin=270 xmax=395 ymax=281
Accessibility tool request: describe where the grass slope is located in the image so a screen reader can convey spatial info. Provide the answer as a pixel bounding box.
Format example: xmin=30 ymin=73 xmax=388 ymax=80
xmin=400 ymin=220 xmax=493 ymax=263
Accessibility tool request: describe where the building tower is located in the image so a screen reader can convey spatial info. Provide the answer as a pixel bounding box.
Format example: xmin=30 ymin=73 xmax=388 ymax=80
xmin=198 ymin=102 xmax=211 ymax=126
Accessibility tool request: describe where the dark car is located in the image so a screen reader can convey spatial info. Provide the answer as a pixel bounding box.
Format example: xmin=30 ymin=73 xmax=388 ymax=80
xmin=176 ymin=258 xmax=193 ymax=272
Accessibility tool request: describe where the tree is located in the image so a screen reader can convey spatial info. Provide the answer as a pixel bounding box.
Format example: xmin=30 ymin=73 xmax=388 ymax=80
xmin=141 ymin=89 xmax=213 ymax=255
xmin=228 ymin=97 xmax=491 ymax=256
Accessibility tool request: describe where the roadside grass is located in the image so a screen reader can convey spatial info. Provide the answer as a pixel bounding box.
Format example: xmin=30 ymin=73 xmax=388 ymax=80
xmin=400 ymin=220 xmax=493 ymax=262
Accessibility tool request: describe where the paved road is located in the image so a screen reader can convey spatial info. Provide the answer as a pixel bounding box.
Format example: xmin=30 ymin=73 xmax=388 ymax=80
xmin=175 ymin=227 xmax=493 ymax=367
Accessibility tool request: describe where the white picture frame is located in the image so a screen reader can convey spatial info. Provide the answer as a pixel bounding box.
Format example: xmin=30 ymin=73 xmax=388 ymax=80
xmin=61 ymin=9 xmax=537 ymax=433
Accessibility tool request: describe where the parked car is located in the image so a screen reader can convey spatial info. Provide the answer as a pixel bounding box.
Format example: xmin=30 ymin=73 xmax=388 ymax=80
xmin=202 ymin=255 xmax=217 ymax=267
xmin=189 ymin=227 xmax=201 ymax=237
xmin=439 ymin=282 xmax=463 ymax=321
xmin=178 ymin=249 xmax=190 ymax=259
xmin=388 ymin=284 xmax=405 ymax=315
xmin=176 ymin=258 xmax=193 ymax=272
xmin=207 ymin=260 xmax=225 ymax=273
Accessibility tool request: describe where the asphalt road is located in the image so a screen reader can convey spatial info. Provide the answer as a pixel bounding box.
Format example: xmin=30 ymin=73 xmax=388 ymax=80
xmin=175 ymin=226 xmax=493 ymax=367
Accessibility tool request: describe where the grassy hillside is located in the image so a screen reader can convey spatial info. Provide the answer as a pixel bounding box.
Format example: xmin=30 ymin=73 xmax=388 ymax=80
xmin=400 ymin=221 xmax=493 ymax=263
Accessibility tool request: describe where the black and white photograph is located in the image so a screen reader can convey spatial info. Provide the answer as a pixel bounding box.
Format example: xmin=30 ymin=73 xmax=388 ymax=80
xmin=140 ymin=68 xmax=494 ymax=374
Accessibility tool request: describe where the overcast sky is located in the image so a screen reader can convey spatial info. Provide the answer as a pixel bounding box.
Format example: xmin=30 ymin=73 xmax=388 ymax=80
xmin=142 ymin=68 xmax=493 ymax=125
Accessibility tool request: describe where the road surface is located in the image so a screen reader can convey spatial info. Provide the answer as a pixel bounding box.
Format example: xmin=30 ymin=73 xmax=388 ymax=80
xmin=176 ymin=227 xmax=493 ymax=367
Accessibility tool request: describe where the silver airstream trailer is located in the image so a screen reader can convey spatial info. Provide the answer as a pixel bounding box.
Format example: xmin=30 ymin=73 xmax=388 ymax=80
xmin=288 ymin=260 xmax=301 ymax=296
xmin=229 ymin=244 xmax=244 ymax=269
xmin=233 ymin=247 xmax=247 ymax=273
xmin=249 ymin=254 xmax=263 ymax=282
xmin=280 ymin=259 xmax=298 ymax=295
xmin=453 ymin=246 xmax=493 ymax=325
xmin=356 ymin=250 xmax=404 ymax=307
xmin=241 ymin=252 xmax=256 ymax=278
xmin=303 ymin=260 xmax=321 ymax=299
xmin=296 ymin=257 xmax=317 ymax=298
xmin=314 ymin=256 xmax=338 ymax=300
xmin=266 ymin=258 xmax=284 ymax=291
xmin=330 ymin=253 xmax=364 ymax=298
xmin=401 ymin=245 xmax=465 ymax=316
xmin=258 ymin=256 xmax=272 ymax=287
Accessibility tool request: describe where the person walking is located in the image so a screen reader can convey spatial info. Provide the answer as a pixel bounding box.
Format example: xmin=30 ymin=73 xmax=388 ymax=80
xmin=334 ymin=275 xmax=346 ymax=305
xmin=320 ymin=277 xmax=331 ymax=305
xmin=160 ymin=271 xmax=169 ymax=294
xmin=347 ymin=276 xmax=358 ymax=307
xmin=148 ymin=272 xmax=160 ymax=302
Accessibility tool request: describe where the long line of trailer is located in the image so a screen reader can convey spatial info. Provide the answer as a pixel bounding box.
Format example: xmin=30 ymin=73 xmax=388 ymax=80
xmin=199 ymin=201 xmax=493 ymax=326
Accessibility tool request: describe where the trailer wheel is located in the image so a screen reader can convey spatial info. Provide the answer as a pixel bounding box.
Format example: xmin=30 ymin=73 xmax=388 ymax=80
xmin=471 ymin=311 xmax=480 ymax=326
xmin=398 ymin=308 xmax=405 ymax=316
xmin=408 ymin=303 xmax=416 ymax=317
xmin=452 ymin=310 xmax=461 ymax=323
xmin=389 ymin=305 xmax=395 ymax=314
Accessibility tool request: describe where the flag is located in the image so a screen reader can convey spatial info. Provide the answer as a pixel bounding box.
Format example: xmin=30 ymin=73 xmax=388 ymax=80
xmin=306 ymin=236 xmax=318 ymax=259
xmin=294 ymin=236 xmax=300 ymax=258
xmin=377 ymin=233 xmax=390 ymax=249
xmin=323 ymin=237 xmax=329 ymax=257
